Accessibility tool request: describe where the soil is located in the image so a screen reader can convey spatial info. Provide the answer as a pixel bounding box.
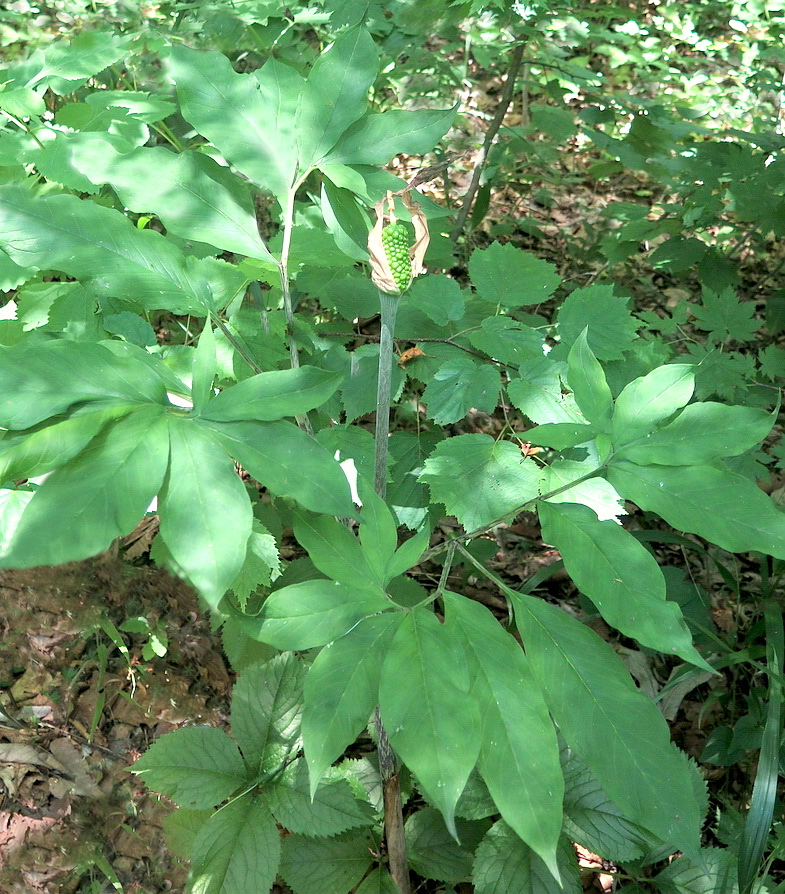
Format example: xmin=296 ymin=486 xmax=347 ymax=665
xmin=0 ymin=556 xmax=233 ymax=894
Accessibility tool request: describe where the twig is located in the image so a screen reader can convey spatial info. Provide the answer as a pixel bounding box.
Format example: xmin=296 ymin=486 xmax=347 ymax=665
xmin=450 ymin=41 xmax=526 ymax=242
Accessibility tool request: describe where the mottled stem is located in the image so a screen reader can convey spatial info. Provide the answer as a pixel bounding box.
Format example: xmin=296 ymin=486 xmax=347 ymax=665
xmin=372 ymin=289 xmax=410 ymax=894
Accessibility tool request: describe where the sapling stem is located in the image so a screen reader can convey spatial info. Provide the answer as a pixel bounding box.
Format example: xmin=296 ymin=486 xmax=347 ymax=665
xmin=373 ymin=290 xmax=400 ymax=498
xmin=371 ymin=287 xmax=410 ymax=894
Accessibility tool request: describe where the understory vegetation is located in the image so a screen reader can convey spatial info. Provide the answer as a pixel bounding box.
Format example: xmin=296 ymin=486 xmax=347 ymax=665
xmin=0 ymin=1 xmax=784 ymax=892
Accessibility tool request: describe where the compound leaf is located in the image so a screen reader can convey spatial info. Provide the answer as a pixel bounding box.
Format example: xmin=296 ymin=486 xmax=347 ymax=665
xmin=132 ymin=726 xmax=247 ymax=810
xmin=419 ymin=435 xmax=541 ymax=531
xmin=511 ymin=591 xmax=704 ymax=863
xmin=189 ymin=795 xmax=281 ymax=894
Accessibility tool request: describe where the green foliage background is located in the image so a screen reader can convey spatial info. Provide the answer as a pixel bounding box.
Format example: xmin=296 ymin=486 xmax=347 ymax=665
xmin=1 ymin=1 xmax=784 ymax=893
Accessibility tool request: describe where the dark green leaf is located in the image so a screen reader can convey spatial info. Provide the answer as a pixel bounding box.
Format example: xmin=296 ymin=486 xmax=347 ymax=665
xmin=612 ymin=364 xmax=694 ymax=444
xmin=473 ymin=822 xmax=582 ymax=894
xmin=616 ymin=401 xmax=774 ymax=465
xmin=280 ymin=829 xmax=373 ymax=894
xmin=606 ymin=460 xmax=785 ymax=559
xmin=406 ymin=806 xmax=488 ymax=882
xmin=257 ymin=579 xmax=391 ymax=650
xmin=469 ymin=243 xmax=560 ymax=307
xmin=303 ymin=613 xmax=403 ymax=790
xmin=189 ymin=795 xmax=281 ymax=894
xmin=132 ymin=726 xmax=247 ymax=809
xmin=203 ymin=419 xmax=357 ymax=518
xmin=558 ymin=285 xmax=639 ymax=360
xmin=419 ymin=435 xmax=542 ymax=531
xmin=170 ymin=45 xmax=303 ymax=200
xmin=511 ymin=592 xmax=704 ymax=862
xmin=296 ymin=28 xmax=378 ymax=170
xmin=2 ymin=405 xmax=169 ymax=568
xmin=202 ymin=368 xmax=343 ymax=422
xmin=422 ymin=356 xmax=500 ymax=425
xmin=322 ymin=106 xmax=457 ymax=166
xmin=380 ymin=607 xmax=482 ymax=837
xmin=445 ymin=593 xmax=562 ymax=873
xmin=566 ymin=329 xmax=612 ymax=429
xmin=230 ymin=654 xmax=304 ymax=774
xmin=538 ymin=502 xmax=710 ymax=667
xmin=267 ymin=760 xmax=373 ymax=836
xmin=158 ymin=417 xmax=252 ymax=609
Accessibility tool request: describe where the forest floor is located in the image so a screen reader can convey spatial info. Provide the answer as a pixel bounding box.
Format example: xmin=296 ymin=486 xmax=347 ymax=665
xmin=0 ymin=556 xmax=231 ymax=893
xmin=0 ymin=515 xmax=751 ymax=894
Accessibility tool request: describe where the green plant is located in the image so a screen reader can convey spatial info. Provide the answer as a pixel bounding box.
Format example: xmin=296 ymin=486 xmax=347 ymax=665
xmin=0 ymin=10 xmax=783 ymax=894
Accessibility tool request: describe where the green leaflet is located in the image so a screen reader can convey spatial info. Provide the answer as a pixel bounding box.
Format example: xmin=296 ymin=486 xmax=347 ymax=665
xmin=0 ymin=339 xmax=166 ymax=429
xmin=322 ymin=106 xmax=458 ymax=167
xmin=0 ymin=185 xmax=230 ymax=315
xmin=566 ymin=328 xmax=613 ymax=430
xmin=356 ymin=477 xmax=400 ymax=582
xmin=294 ymin=27 xmax=378 ymax=170
xmin=0 ymin=406 xmax=127 ymax=482
xmin=444 ymin=593 xmax=563 ymax=877
xmin=537 ymin=501 xmax=712 ymax=669
xmin=266 ymin=760 xmax=374 ymax=837
xmin=63 ymin=141 xmax=275 ymax=262
xmin=158 ymin=417 xmax=253 ymax=609
xmin=303 ymin=613 xmax=404 ymax=794
xmin=472 ymin=822 xmax=582 ymax=894
xmin=131 ymin=726 xmax=247 ymax=810
xmin=279 ymin=829 xmax=373 ymax=894
xmin=510 ymin=591 xmax=704 ymax=863
xmin=615 ymin=400 xmax=774 ymax=465
xmin=201 ymin=367 xmax=344 ymax=423
xmin=255 ymin=579 xmax=391 ymax=651
xmin=379 ymin=607 xmax=482 ymax=838
xmin=611 ymin=363 xmax=694 ymax=444
xmin=1 ymin=404 xmax=169 ymax=569
xmin=606 ymin=459 xmax=785 ymax=559
xmin=419 ymin=434 xmax=542 ymax=531
xmin=189 ymin=795 xmax=281 ymax=894
xmin=294 ymin=509 xmax=382 ymax=593
xmin=230 ymin=654 xmax=305 ymax=774
xmin=169 ymin=45 xmax=303 ymax=201
xmin=202 ymin=419 xmax=357 ymax=519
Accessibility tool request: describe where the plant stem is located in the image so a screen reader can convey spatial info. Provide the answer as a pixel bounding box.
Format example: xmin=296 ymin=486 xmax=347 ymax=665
xmin=372 ymin=288 xmax=410 ymax=894
xmin=418 ymin=463 xmax=608 ymax=564
xmin=450 ymin=40 xmax=525 ymax=242
xmin=373 ymin=291 xmax=400 ymax=498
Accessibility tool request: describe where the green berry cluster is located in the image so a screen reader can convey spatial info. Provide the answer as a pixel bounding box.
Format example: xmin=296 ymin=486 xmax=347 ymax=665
xmin=381 ymin=221 xmax=412 ymax=292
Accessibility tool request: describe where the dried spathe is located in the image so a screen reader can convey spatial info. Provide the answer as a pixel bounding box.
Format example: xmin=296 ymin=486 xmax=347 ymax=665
xmin=368 ymin=189 xmax=429 ymax=295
